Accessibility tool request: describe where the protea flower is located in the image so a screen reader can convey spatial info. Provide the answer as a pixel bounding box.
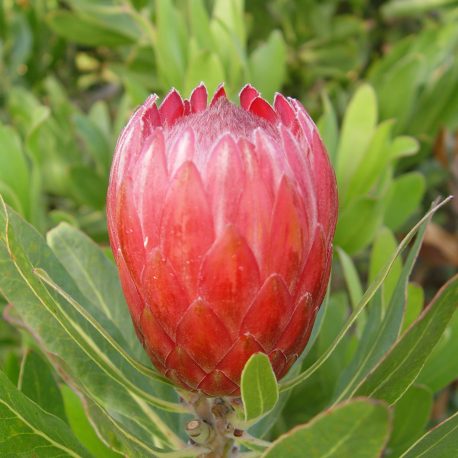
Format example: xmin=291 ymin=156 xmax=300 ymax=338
xmin=107 ymin=83 xmax=337 ymax=396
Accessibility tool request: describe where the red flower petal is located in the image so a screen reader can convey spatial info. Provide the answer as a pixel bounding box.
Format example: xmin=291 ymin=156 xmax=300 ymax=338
xmin=116 ymin=180 xmax=146 ymax=286
xmin=276 ymin=293 xmax=313 ymax=355
xmin=141 ymin=95 xmax=161 ymax=134
xmin=249 ymin=97 xmax=278 ymax=124
xmin=198 ymin=371 xmax=239 ymax=396
xmin=159 ymin=89 xmax=184 ymax=126
xmin=176 ymin=299 xmax=232 ymax=373
xmin=269 ymin=175 xmax=308 ymax=292
xmin=116 ymin=251 xmax=145 ymax=325
xmin=199 ymin=225 xmax=261 ymax=335
xmin=274 ymin=93 xmax=298 ymax=132
xmin=295 ymin=226 xmax=326 ymax=302
xmin=206 ymin=135 xmax=244 ymax=235
xmin=241 ymin=274 xmax=293 ymax=352
xmin=269 ymin=349 xmax=287 ymax=378
xmin=211 ymin=83 xmax=227 ymax=106
xmin=236 ymin=139 xmax=273 ymax=267
xmin=132 ymin=130 xmax=168 ymax=250
xmin=216 ymin=334 xmax=264 ymax=383
xmin=142 ymin=248 xmax=189 ymax=339
xmin=167 ymin=127 xmax=195 ymax=177
xmin=239 ymin=84 xmax=260 ymax=110
xmin=139 ymin=306 xmax=174 ymax=366
xmin=190 ymin=83 xmax=208 ymax=113
xmin=165 ymin=346 xmax=207 ymax=389
xmin=160 ymin=162 xmax=214 ymax=297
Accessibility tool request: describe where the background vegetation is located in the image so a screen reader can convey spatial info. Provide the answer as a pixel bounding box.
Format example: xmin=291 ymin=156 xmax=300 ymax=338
xmin=0 ymin=0 xmax=457 ymax=457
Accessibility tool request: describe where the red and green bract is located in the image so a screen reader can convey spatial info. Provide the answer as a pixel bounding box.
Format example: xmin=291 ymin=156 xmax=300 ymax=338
xmin=107 ymin=83 xmax=338 ymax=396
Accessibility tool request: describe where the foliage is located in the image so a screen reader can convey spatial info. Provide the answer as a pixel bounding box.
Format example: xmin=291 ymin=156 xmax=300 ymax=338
xmin=0 ymin=0 xmax=457 ymax=457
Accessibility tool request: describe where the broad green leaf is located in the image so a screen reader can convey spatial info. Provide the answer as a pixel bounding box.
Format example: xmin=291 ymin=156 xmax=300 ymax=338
xmin=18 ymin=349 xmax=67 ymax=422
xmin=241 ymin=353 xmax=279 ymax=423
xmin=355 ymin=275 xmax=458 ymax=403
xmin=212 ymin=0 xmax=245 ymax=45
xmin=344 ymin=120 xmax=393 ymax=204
xmin=369 ymin=227 xmax=402 ymax=305
xmin=317 ymin=92 xmax=339 ymax=164
xmin=66 ymin=0 xmax=142 ymax=42
xmin=47 ymin=223 xmax=143 ymax=360
xmin=248 ymin=30 xmax=286 ymax=100
xmin=68 ymin=165 xmax=107 ymax=210
xmin=61 ymin=385 xmax=122 ymax=458
xmin=382 ymin=0 xmax=458 ymax=19
xmin=337 ymin=247 xmax=363 ymax=309
xmin=387 ymin=385 xmax=433 ymax=457
xmin=280 ymin=196 xmax=452 ymax=393
xmin=210 ymin=0 xmax=246 ymax=90
xmin=385 ymin=173 xmax=426 ymax=231
xmin=0 ymin=124 xmax=30 ymax=219
xmin=73 ymin=113 xmax=111 ymax=174
xmin=402 ymin=283 xmax=424 ymax=332
xmin=336 ymin=84 xmax=377 ymax=193
xmin=401 ymin=410 xmax=458 ymax=458
xmin=389 ymin=136 xmax=419 ymax=159
xmin=0 ymin=370 xmax=92 ymax=457
xmin=0 ymin=198 xmax=186 ymax=456
xmin=47 ymin=11 xmax=135 ymax=47
xmin=155 ymin=0 xmax=187 ymax=89
xmin=335 ymin=197 xmax=383 ymax=254
xmin=262 ymin=399 xmax=391 ymax=458
xmin=188 ymin=0 xmax=214 ymax=51
xmin=417 ymin=308 xmax=458 ymax=392
xmin=184 ymin=43 xmax=225 ymax=97
xmin=374 ymin=55 xmax=423 ymax=132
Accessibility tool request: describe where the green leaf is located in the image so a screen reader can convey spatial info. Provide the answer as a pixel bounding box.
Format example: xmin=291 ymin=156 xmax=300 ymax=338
xmin=68 ymin=166 xmax=107 ymax=210
xmin=335 ymin=197 xmax=384 ymax=254
xmin=354 ymin=274 xmax=458 ymax=403
xmin=184 ymin=43 xmax=225 ymax=97
xmin=241 ymin=353 xmax=279 ymax=423
xmin=18 ymin=349 xmax=67 ymax=422
xmin=155 ymin=0 xmax=187 ymax=89
xmin=373 ymin=55 xmax=423 ymax=132
xmin=280 ymin=196 xmax=452 ymax=393
xmin=61 ymin=385 xmax=122 ymax=458
xmin=0 ymin=124 xmax=30 ymax=219
xmin=417 ymin=307 xmax=458 ymax=392
xmin=0 ymin=370 xmax=92 ymax=457
xmin=47 ymin=11 xmax=136 ymax=47
xmin=337 ymin=247 xmax=363 ymax=309
xmin=73 ymin=113 xmax=111 ymax=174
xmin=389 ymin=136 xmax=419 ymax=159
xmin=248 ymin=30 xmax=286 ymax=100
xmin=384 ymin=173 xmax=426 ymax=231
xmin=47 ymin=223 xmax=144 ymax=360
xmin=317 ymin=93 xmax=339 ymax=164
xmin=401 ymin=410 xmax=458 ymax=458
xmin=344 ymin=120 xmax=393 ymax=205
xmin=336 ymin=84 xmax=378 ymax=194
xmin=0 ymin=198 xmax=186 ymax=456
xmin=262 ymin=399 xmax=391 ymax=458
xmin=402 ymin=283 xmax=424 ymax=332
xmin=388 ymin=385 xmax=433 ymax=457
xmin=188 ymin=0 xmax=214 ymax=51
xmin=369 ymin=227 xmax=402 ymax=305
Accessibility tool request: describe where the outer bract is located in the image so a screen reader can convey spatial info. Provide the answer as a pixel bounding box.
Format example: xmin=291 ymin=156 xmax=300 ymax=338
xmin=107 ymin=84 xmax=338 ymax=396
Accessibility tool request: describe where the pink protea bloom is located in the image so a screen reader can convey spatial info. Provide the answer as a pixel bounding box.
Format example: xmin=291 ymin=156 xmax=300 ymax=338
xmin=107 ymin=83 xmax=338 ymax=396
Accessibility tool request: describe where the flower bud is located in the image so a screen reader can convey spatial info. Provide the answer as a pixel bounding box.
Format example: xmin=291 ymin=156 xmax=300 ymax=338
xmin=107 ymin=83 xmax=337 ymax=396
